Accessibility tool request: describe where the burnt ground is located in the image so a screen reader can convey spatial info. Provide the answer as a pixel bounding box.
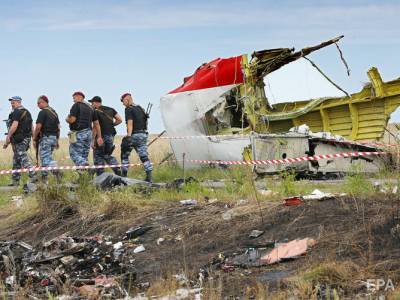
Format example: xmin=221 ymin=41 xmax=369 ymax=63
xmin=1 ymin=194 xmax=400 ymax=298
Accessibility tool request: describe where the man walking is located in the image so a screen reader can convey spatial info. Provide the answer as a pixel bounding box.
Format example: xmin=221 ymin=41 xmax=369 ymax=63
xmin=120 ymin=93 xmax=152 ymax=182
xmin=89 ymin=96 xmax=122 ymax=176
xmin=3 ymin=96 xmax=36 ymax=186
xmin=32 ymin=95 xmax=61 ymax=182
xmin=66 ymin=91 xmax=103 ymax=170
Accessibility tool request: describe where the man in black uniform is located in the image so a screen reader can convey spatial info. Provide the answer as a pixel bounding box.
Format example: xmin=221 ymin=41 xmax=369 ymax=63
xmin=3 ymin=96 xmax=37 ymax=186
xmin=32 ymin=95 xmax=61 ymax=182
xmin=120 ymin=93 xmax=152 ymax=182
xmin=89 ymin=96 xmax=122 ymax=176
xmin=65 ymin=91 xmax=103 ymax=168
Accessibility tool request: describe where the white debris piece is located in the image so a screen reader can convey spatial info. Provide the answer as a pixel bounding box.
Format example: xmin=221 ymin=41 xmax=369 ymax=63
xmin=289 ymin=124 xmax=310 ymax=135
xmin=113 ymin=242 xmax=123 ymax=250
xmin=180 ymin=199 xmax=197 ymax=206
xmin=257 ymin=189 xmax=275 ymax=197
xmin=11 ymin=196 xmax=24 ymax=208
xmin=310 ymin=131 xmax=345 ymax=141
xmin=393 ymin=186 xmax=398 ymax=194
xmin=222 ymin=211 xmax=232 ymax=221
xmin=249 ymin=230 xmax=264 ymax=238
xmin=5 ymin=275 xmax=14 ymax=286
xmin=133 ymin=245 xmax=145 ymax=253
xmin=236 ymin=199 xmax=248 ymax=205
xmin=302 ymin=189 xmax=346 ymax=200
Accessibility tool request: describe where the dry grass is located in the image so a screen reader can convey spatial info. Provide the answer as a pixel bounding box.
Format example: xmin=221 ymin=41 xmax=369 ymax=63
xmin=0 ymin=134 xmax=172 ymax=168
xmin=0 ymin=134 xmax=400 ymax=298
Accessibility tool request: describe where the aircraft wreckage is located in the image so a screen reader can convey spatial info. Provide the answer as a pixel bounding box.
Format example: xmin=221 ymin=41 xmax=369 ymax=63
xmin=160 ymin=36 xmax=400 ymax=176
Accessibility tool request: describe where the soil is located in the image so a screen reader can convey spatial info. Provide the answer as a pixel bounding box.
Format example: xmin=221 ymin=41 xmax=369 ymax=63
xmin=1 ymin=194 xmax=400 ymax=298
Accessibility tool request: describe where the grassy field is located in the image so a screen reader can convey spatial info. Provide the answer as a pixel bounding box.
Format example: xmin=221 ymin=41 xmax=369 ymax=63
xmin=0 ymin=136 xmax=399 ymax=298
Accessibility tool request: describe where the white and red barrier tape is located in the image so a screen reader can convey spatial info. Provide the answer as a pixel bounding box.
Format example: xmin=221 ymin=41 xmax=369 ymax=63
xmin=159 ymin=134 xmax=400 ymax=149
xmin=159 ymin=134 xmax=249 ymax=140
xmin=0 ymin=162 xmax=144 ymax=175
xmin=0 ymin=151 xmax=387 ymax=175
xmin=189 ymin=151 xmax=387 ymax=165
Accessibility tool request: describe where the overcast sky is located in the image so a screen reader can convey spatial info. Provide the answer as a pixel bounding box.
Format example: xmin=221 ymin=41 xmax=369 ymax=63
xmin=1 ymin=0 xmax=399 ymax=136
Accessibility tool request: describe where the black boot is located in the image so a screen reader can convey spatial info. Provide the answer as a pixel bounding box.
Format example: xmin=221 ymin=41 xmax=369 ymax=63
xmin=29 ymin=175 xmax=39 ymax=184
xmin=40 ymin=175 xmax=48 ymax=185
xmin=88 ymin=169 xmax=96 ymax=178
xmin=54 ymin=170 xmax=63 ymax=183
xmin=145 ymin=170 xmax=152 ymax=183
xmin=121 ymin=169 xmax=128 ymax=178
xmin=114 ymin=168 xmax=122 ymax=177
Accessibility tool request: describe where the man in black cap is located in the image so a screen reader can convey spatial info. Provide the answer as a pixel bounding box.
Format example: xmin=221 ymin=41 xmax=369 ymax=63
xmin=89 ymin=96 xmax=122 ymax=176
xmin=3 ymin=96 xmax=37 ymax=186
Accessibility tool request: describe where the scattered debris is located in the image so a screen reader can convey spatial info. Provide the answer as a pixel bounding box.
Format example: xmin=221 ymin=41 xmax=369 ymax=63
xmin=249 ymin=230 xmax=264 ymax=239
xmin=180 ymin=199 xmax=197 ymax=206
xmin=176 ymin=287 xmax=202 ymax=299
xmin=289 ymin=124 xmax=310 ymax=135
xmin=113 ymin=241 xmax=123 ymax=249
xmin=60 ymin=255 xmax=76 ymax=266
xmin=236 ymin=199 xmax=248 ymax=206
xmin=222 ymin=210 xmax=233 ymax=221
xmin=175 ymin=234 xmax=183 ymax=242
xmin=260 ymin=238 xmax=317 ymax=265
xmin=302 ymin=189 xmax=345 ymax=201
xmin=133 ymin=245 xmax=146 ymax=253
xmin=373 ymin=181 xmax=399 ymax=194
xmin=5 ymin=275 xmax=15 ymax=286
xmin=200 ymin=180 xmax=226 ymax=189
xmin=257 ymin=189 xmax=275 ymax=197
xmin=204 ymin=197 xmax=219 ymax=204
xmin=393 ymin=185 xmax=398 ymax=194
xmin=221 ymin=264 xmax=235 ymax=272
xmin=156 ymin=238 xmax=165 ymax=245
xmin=174 ymin=273 xmax=189 ymax=286
xmin=283 ymin=196 xmax=303 ymax=206
xmin=283 ymin=190 xmax=346 ymax=206
xmin=92 ymin=172 xmax=158 ymax=190
xmin=11 ymin=195 xmax=24 ymax=208
xmin=230 ymin=248 xmax=265 ymax=267
xmin=94 ymin=275 xmax=118 ymax=287
xmin=77 ymin=284 xmax=100 ymax=298
xmin=391 ymin=224 xmax=400 ymax=237
xmin=165 ymin=176 xmax=197 ymax=189
xmin=125 ymin=226 xmax=152 ymax=240
xmin=23 ymin=182 xmax=37 ymax=193
xmin=0 ymin=235 xmax=136 ymax=298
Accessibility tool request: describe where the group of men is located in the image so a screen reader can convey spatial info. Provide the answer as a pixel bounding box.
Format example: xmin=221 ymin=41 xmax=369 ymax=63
xmin=4 ymin=92 xmax=153 ymax=186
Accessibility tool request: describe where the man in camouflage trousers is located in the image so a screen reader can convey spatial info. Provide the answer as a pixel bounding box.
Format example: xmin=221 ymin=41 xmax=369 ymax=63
xmin=66 ymin=91 xmax=103 ymax=170
xmin=33 ymin=95 xmax=61 ymax=182
xmin=3 ymin=96 xmax=36 ymax=186
xmin=120 ymin=93 xmax=153 ymax=182
xmin=89 ymin=96 xmax=122 ymax=176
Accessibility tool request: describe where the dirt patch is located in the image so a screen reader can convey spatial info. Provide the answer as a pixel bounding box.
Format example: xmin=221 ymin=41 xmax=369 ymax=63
xmin=1 ymin=195 xmax=400 ymax=297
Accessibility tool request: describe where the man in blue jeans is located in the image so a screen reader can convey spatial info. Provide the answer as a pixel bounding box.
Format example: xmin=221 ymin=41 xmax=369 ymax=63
xmin=32 ymin=95 xmax=61 ymax=182
xmin=66 ymin=91 xmax=103 ymax=173
xmin=120 ymin=93 xmax=152 ymax=182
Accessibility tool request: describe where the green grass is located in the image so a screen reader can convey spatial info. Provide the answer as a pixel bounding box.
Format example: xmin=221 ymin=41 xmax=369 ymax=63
xmin=343 ymin=164 xmax=374 ymax=197
xmin=1 ymin=158 xmax=400 ymax=233
xmin=0 ymin=193 xmax=10 ymax=207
